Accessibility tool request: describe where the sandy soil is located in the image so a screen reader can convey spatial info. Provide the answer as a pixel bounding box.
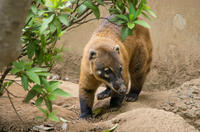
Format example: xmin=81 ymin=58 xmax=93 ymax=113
xmin=0 ymin=77 xmax=199 ymax=132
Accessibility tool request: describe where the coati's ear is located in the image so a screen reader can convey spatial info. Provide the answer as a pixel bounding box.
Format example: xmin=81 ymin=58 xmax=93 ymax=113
xmin=113 ymin=45 xmax=120 ymax=54
xmin=89 ymin=49 xmax=97 ymax=60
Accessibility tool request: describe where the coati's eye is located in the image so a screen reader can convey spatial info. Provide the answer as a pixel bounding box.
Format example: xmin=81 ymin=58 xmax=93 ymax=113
xmin=104 ymin=67 xmax=111 ymax=74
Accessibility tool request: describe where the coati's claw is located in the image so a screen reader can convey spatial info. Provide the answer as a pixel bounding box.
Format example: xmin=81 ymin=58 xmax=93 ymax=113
xmin=125 ymin=93 xmax=138 ymax=102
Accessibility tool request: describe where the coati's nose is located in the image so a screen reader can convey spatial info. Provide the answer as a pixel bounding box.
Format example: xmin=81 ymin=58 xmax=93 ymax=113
xmin=118 ymin=84 xmax=127 ymax=95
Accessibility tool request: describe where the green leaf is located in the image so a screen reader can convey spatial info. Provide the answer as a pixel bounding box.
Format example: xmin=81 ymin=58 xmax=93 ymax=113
xmin=25 ymin=89 xmax=37 ymax=103
xmin=127 ymin=22 xmax=135 ymax=29
xmin=58 ymin=14 xmax=70 ymax=26
xmin=93 ymin=107 xmax=103 ymax=117
xmin=39 ymin=107 xmax=49 ymax=117
xmin=84 ymin=1 xmax=100 ymax=19
xmin=104 ymin=124 xmax=118 ymax=132
xmin=27 ymin=71 xmax=41 ymax=84
xmin=51 ymin=88 xmax=71 ymax=97
xmin=128 ymin=28 xmax=133 ymax=35
xmin=47 ymin=94 xmax=58 ymax=101
xmin=10 ymin=68 xmax=21 ymax=74
xmin=45 ymin=98 xmax=52 ymax=112
xmin=121 ymin=26 xmax=129 ymax=41
xmin=95 ymin=0 xmax=104 ymax=5
xmin=60 ymin=117 xmax=70 ymax=123
xmin=41 ymin=35 xmax=46 ymax=48
xmin=142 ymin=12 xmax=152 ymax=20
xmin=41 ymin=77 xmax=49 ymax=88
xmin=37 ymin=72 xmax=51 ymax=76
xmin=116 ymin=20 xmax=125 ymax=25
xmin=13 ymin=61 xmax=24 ymax=70
xmin=134 ymin=20 xmax=151 ymax=29
xmin=31 ymin=5 xmax=38 ymax=15
xmin=32 ymin=84 xmax=42 ymax=93
xmin=116 ymin=1 xmax=125 ymax=13
xmin=50 ymin=23 xmax=57 ymax=33
xmin=77 ymin=4 xmax=87 ymax=16
xmin=40 ymin=14 xmax=55 ymax=34
xmin=35 ymin=116 xmax=45 ymax=121
xmin=53 ymin=18 xmax=62 ymax=35
xmin=35 ymin=97 xmax=43 ymax=106
xmin=128 ymin=0 xmax=136 ymax=21
xmin=27 ymin=41 xmax=36 ymax=59
xmin=25 ymin=11 xmax=34 ymax=24
xmin=145 ymin=9 xmax=157 ymax=18
xmin=49 ymin=112 xmax=59 ymax=122
xmin=109 ymin=8 xmax=120 ymax=14
xmin=30 ymin=67 xmax=48 ymax=72
xmin=21 ymin=75 xmax=28 ymax=91
xmin=38 ymin=10 xmax=49 ymax=16
xmin=2 ymin=81 xmax=14 ymax=89
xmin=116 ymin=14 xmax=129 ymax=22
xmin=46 ymin=81 xmax=61 ymax=92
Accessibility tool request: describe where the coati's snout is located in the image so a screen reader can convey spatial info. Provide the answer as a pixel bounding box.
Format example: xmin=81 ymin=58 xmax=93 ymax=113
xmin=88 ymin=45 xmax=127 ymax=95
xmin=112 ymin=76 xmax=127 ymax=95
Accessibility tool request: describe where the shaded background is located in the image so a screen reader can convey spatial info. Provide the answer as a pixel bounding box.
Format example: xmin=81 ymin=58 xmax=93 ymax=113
xmin=54 ymin=0 xmax=200 ymax=90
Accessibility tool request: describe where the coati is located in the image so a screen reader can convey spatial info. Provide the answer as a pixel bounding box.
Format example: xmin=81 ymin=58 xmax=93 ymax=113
xmin=79 ymin=16 xmax=153 ymax=118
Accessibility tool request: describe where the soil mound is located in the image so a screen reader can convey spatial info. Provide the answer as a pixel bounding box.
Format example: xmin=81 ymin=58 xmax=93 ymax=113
xmin=106 ymin=108 xmax=198 ymax=132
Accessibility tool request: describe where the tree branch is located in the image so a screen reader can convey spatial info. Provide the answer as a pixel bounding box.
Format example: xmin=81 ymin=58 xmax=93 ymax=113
xmin=0 ymin=64 xmax=12 ymax=95
xmin=5 ymin=88 xmax=24 ymax=123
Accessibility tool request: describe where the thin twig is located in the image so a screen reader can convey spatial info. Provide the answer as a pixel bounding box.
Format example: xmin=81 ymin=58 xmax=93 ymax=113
xmin=7 ymin=90 xmax=24 ymax=98
xmin=5 ymin=88 xmax=24 ymax=123
xmin=67 ymin=17 xmax=118 ymax=31
xmin=0 ymin=64 xmax=12 ymax=91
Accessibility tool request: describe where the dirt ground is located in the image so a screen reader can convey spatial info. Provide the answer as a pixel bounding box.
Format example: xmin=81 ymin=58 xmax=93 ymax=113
xmin=0 ymin=76 xmax=199 ymax=132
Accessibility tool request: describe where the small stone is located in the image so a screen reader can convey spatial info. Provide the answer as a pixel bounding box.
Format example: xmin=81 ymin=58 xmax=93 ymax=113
xmin=61 ymin=123 xmax=68 ymax=132
xmin=33 ymin=124 xmax=55 ymax=131
xmin=49 ymin=74 xmax=60 ymax=80
xmin=168 ymin=101 xmax=175 ymax=106
xmin=163 ymin=107 xmax=170 ymax=111
xmin=189 ymin=94 xmax=193 ymax=98
xmin=64 ymin=77 xmax=69 ymax=81
xmin=172 ymin=107 xmax=178 ymax=113
xmin=178 ymin=105 xmax=187 ymax=111
xmin=184 ymin=101 xmax=191 ymax=105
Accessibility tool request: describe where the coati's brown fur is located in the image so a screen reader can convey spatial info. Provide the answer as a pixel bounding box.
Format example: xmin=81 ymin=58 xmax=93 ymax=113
xmin=79 ymin=16 xmax=153 ymax=118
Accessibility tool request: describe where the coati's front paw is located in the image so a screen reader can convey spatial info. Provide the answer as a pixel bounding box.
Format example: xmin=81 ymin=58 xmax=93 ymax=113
xmin=125 ymin=93 xmax=138 ymax=102
xmin=80 ymin=113 xmax=92 ymax=119
xmin=97 ymin=89 xmax=111 ymax=100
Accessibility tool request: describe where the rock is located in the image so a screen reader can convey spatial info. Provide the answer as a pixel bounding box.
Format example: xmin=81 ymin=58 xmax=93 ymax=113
xmin=168 ymin=101 xmax=175 ymax=106
xmin=33 ymin=124 xmax=55 ymax=131
xmin=61 ymin=123 xmax=68 ymax=132
xmin=49 ymin=74 xmax=61 ymax=80
xmin=178 ymin=105 xmax=187 ymax=111
xmin=64 ymin=77 xmax=70 ymax=81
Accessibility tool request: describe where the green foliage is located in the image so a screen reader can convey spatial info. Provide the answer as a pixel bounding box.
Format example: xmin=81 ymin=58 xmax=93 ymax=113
xmin=0 ymin=0 xmax=155 ymax=122
xmin=104 ymin=124 xmax=118 ymax=132
xmin=11 ymin=60 xmax=71 ymax=121
xmin=109 ymin=0 xmax=156 ymax=40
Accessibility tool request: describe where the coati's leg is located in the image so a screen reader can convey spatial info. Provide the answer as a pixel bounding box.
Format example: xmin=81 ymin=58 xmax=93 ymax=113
xmin=125 ymin=74 xmax=146 ymax=102
xmin=125 ymin=46 xmax=151 ymax=102
xmin=79 ymin=88 xmax=96 ymax=118
xmin=97 ymin=85 xmax=111 ymax=100
xmin=110 ymin=92 xmax=124 ymax=109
